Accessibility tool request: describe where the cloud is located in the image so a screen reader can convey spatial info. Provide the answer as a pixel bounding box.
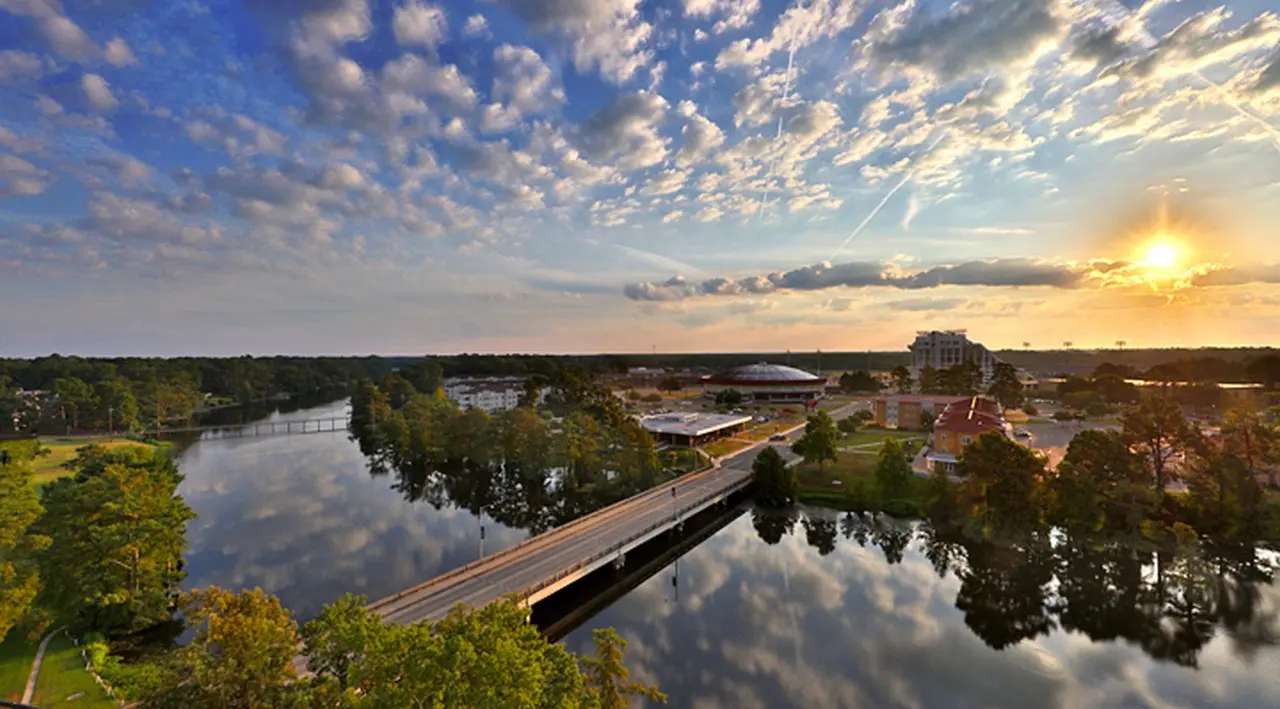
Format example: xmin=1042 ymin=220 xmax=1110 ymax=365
xmin=675 ymin=105 xmax=726 ymax=167
xmin=490 ymin=45 xmax=564 ymax=116
xmin=1252 ymin=50 xmax=1280 ymax=94
xmin=81 ymin=73 xmax=119 ymax=111
xmin=462 ymin=14 xmax=489 ymax=38
xmin=392 ymin=1 xmax=447 ymax=48
xmin=104 ymin=38 xmax=138 ymax=67
xmin=38 ymin=15 xmax=98 ymax=61
xmin=684 ymin=0 xmax=761 ymax=34
xmin=1190 ymin=264 xmax=1280 ymax=287
xmin=1100 ymin=8 xmax=1280 ymax=87
xmin=86 ymin=154 xmax=151 ymax=186
xmin=184 ymin=111 xmax=287 ymax=157
xmin=576 ymin=91 xmax=669 ymax=170
xmin=380 ymin=55 xmax=478 ymax=111
xmin=715 ymin=0 xmax=863 ymax=69
xmin=885 ymin=296 xmax=966 ymax=311
xmin=951 ymin=226 xmax=1035 ymax=235
xmin=487 ymin=0 xmax=653 ymax=83
xmin=622 ymin=258 xmax=1092 ymax=300
xmin=0 ymin=152 xmax=52 ymax=197
xmin=0 ymin=50 xmax=45 ymax=85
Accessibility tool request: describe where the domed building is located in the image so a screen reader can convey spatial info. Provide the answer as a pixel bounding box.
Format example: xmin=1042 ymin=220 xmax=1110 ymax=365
xmin=702 ymin=362 xmax=825 ymax=403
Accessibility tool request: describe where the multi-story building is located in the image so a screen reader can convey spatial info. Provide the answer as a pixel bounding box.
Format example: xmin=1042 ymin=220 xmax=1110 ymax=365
xmin=872 ymin=394 xmax=968 ymax=430
xmin=443 ymin=377 xmax=545 ymax=413
xmin=909 ymin=330 xmax=1005 ymax=386
xmin=926 ymin=395 xmax=1009 ymax=474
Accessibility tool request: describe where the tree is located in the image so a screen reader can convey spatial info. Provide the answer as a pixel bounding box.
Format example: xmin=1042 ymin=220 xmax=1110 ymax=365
xmin=939 ymin=363 xmax=983 ymax=396
xmin=874 ymin=437 xmax=913 ymax=499
xmin=1123 ymin=392 xmax=1195 ymax=502
xmin=987 ymin=362 xmax=1024 ymax=410
xmin=752 ymin=446 xmax=797 ymax=505
xmin=1246 ymin=354 xmax=1280 ymax=390
xmin=918 ymin=366 xmax=939 ymax=395
xmin=34 ymin=446 xmax=195 ymax=635
xmin=0 ymin=442 xmax=48 ymax=642
xmin=92 ymin=379 xmax=139 ymax=432
xmin=155 ymin=587 xmax=300 ymax=709
xmin=300 ymin=593 xmax=382 ymax=690
xmin=581 ymin=628 xmax=666 ymax=708
xmin=795 ymin=411 xmax=839 ymax=474
xmin=1049 ymin=429 xmax=1150 ymax=533
xmin=1219 ymin=406 xmax=1279 ymax=490
xmin=53 ymin=376 xmax=95 ymax=430
xmin=956 ymin=432 xmax=1045 ymax=529
xmin=382 ymin=372 xmax=417 ymax=410
xmin=891 ymin=366 xmax=913 ymax=394
xmin=838 ymin=371 xmax=880 ymax=393
xmin=656 ymin=377 xmax=682 ymax=393
xmin=837 ymin=417 xmax=858 ymax=435
xmin=714 ymin=389 xmax=743 ymax=406
xmin=853 ymin=409 xmax=875 ymax=425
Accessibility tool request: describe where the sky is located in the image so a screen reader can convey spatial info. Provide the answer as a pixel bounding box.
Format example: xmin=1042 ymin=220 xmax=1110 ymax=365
xmin=1 ymin=0 xmax=1279 ymax=357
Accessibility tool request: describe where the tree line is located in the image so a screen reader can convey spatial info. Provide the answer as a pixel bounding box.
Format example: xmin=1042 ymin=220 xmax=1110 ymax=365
xmin=750 ymin=507 xmax=1276 ymax=668
xmin=0 ymin=355 xmax=405 ymax=434
xmin=0 ymin=436 xmax=663 ymax=707
xmin=350 ymin=368 xmax=673 ymax=535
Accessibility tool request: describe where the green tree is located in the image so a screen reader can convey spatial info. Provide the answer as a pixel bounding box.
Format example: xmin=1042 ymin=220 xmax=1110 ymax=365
xmin=1219 ymin=407 xmax=1280 ymax=490
xmin=54 ymin=376 xmax=96 ymax=430
xmin=1123 ymin=392 xmax=1194 ymax=502
xmin=987 ymin=362 xmax=1025 ymax=410
xmin=891 ymin=366 xmax=913 ymax=394
xmin=837 ymin=417 xmax=858 ymax=435
xmin=838 ymin=371 xmax=880 ymax=393
xmin=656 ymin=377 xmax=682 ymax=393
xmin=794 ymin=411 xmax=839 ymax=474
xmin=383 ymin=372 xmax=417 ymax=410
xmin=581 ymin=628 xmax=666 ymax=708
xmin=752 ymin=446 xmax=797 ymax=505
xmin=714 ymin=389 xmax=743 ymax=406
xmin=0 ymin=443 xmax=48 ymax=642
xmin=1246 ymin=354 xmax=1280 ymax=390
xmin=300 ymin=593 xmax=381 ymax=690
xmin=918 ymin=366 xmax=939 ymax=395
xmin=33 ymin=446 xmax=195 ymax=634
xmin=160 ymin=587 xmax=299 ymax=708
xmin=93 ymin=379 xmax=140 ymax=432
xmin=939 ymin=363 xmax=983 ymax=396
xmin=956 ymin=432 xmax=1045 ymax=530
xmin=875 ymin=437 xmax=913 ymax=499
xmin=1049 ymin=429 xmax=1150 ymax=532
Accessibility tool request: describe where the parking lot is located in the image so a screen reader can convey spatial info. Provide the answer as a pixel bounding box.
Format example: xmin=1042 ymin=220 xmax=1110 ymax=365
xmin=1021 ymin=419 xmax=1121 ymax=468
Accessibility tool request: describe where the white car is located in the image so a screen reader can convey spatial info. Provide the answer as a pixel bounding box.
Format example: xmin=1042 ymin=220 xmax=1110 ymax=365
xmin=1013 ymin=428 xmax=1032 ymax=439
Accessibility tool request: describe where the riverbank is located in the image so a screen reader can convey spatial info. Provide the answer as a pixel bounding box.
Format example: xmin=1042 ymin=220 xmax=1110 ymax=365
xmin=30 ymin=437 xmax=164 ymax=486
xmin=0 ymin=632 xmax=113 ymax=708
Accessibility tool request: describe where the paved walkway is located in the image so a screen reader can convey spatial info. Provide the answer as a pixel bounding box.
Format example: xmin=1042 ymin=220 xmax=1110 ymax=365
xmin=21 ymin=627 xmax=61 ymax=705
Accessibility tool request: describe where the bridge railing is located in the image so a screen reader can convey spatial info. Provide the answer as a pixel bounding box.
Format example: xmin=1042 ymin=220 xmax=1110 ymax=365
xmin=367 ymin=460 xmax=734 ymax=614
xmin=513 ymin=474 xmax=754 ymax=606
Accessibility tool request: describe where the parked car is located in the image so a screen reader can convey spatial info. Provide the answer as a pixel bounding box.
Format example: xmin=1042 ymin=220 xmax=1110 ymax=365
xmin=1013 ymin=428 xmax=1032 ymax=439
xmin=769 ymin=434 xmax=787 ymax=442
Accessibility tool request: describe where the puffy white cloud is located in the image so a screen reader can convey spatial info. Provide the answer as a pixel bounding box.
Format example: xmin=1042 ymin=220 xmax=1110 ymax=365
xmin=0 ymin=152 xmax=52 ymax=197
xmin=576 ymin=91 xmax=669 ymax=170
xmin=491 ymin=45 xmax=564 ymax=115
xmin=488 ymin=0 xmax=653 ymax=84
xmin=684 ymin=0 xmax=761 ymax=34
xmin=0 ymin=50 xmax=47 ymax=85
xmin=715 ymin=0 xmax=863 ymax=70
xmin=1100 ymin=8 xmax=1280 ymax=86
xmin=675 ymin=101 xmax=727 ymax=167
xmin=318 ymin=163 xmax=367 ymax=191
xmin=462 ymin=14 xmax=489 ymax=38
xmin=392 ymin=1 xmax=447 ymax=48
xmin=185 ymin=111 xmax=287 ymax=157
xmin=38 ymin=15 xmax=98 ymax=60
xmin=86 ymin=154 xmax=152 ymax=186
xmin=380 ymin=55 xmax=478 ymax=111
xmin=81 ymin=73 xmax=119 ymax=111
xmin=104 ymin=37 xmax=138 ymax=67
xmin=642 ymin=168 xmax=688 ymax=196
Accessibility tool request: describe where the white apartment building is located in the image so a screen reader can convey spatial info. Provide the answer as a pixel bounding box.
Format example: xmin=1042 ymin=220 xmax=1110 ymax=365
xmin=443 ymin=377 xmax=535 ymax=413
xmin=909 ymin=330 xmax=1005 ymax=385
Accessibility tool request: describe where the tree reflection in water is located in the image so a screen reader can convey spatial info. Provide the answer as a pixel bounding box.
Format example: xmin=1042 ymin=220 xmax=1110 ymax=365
xmin=750 ymin=506 xmax=1278 ymax=668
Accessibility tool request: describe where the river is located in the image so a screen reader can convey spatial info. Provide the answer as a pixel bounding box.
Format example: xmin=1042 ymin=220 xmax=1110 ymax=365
xmin=176 ymin=398 xmax=1280 ymax=708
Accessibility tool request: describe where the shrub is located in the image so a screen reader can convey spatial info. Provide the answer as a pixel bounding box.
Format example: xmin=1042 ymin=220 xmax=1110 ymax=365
xmin=96 ymin=656 xmax=178 ymax=701
xmin=1022 ymin=403 xmax=1039 ymax=416
xmin=83 ymin=632 xmax=109 ymax=668
xmin=1052 ymin=410 xmax=1077 ymax=421
xmin=837 ymin=418 xmax=858 ymax=434
xmin=882 ymin=499 xmax=919 ymax=518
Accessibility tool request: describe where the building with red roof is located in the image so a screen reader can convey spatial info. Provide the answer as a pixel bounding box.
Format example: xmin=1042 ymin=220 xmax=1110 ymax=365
xmin=926 ymin=395 xmax=1009 ymax=474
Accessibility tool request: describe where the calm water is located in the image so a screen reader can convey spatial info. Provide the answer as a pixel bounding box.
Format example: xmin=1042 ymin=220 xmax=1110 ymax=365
xmin=178 ymin=399 xmax=1280 ymax=708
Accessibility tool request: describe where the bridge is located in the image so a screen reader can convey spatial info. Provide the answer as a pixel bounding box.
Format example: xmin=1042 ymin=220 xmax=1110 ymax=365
xmin=364 ymin=402 xmax=864 ymax=625
xmin=18 ymin=416 xmax=352 ymax=441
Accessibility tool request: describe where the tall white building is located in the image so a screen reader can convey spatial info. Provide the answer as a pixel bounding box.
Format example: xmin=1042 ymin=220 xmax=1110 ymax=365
xmin=908 ymin=330 xmax=1005 ymax=385
xmin=443 ymin=377 xmax=545 ymax=413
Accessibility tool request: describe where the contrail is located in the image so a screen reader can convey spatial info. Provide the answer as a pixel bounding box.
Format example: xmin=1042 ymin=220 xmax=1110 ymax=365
xmin=828 ymin=131 xmax=947 ymax=262
xmin=1090 ymin=0 xmax=1280 ymax=155
xmin=757 ymin=42 xmax=799 ymax=222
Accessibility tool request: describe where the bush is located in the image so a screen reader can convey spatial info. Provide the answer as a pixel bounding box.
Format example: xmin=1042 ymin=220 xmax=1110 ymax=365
xmin=837 ymin=418 xmax=858 ymax=434
xmin=96 ymin=656 xmax=179 ymax=701
xmin=1022 ymin=403 xmax=1039 ymax=416
xmin=1052 ymin=410 xmax=1077 ymax=421
xmin=642 ymin=393 xmax=662 ymax=403
xmin=882 ymin=499 xmax=919 ymax=518
xmin=1085 ymin=402 xmax=1112 ymax=417
xmin=82 ymin=632 xmax=109 ymax=668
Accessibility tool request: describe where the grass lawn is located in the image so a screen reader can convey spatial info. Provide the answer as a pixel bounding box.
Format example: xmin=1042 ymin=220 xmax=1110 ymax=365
xmin=0 ymin=634 xmax=37 ymax=703
xmin=660 ymin=448 xmax=704 ymax=472
xmin=837 ymin=428 xmax=922 ymax=448
xmin=30 ymin=438 xmax=156 ymax=486
xmin=702 ymin=438 xmax=750 ymax=459
xmin=30 ymin=634 xmax=115 ymax=708
xmin=794 ymin=450 xmax=931 ymax=513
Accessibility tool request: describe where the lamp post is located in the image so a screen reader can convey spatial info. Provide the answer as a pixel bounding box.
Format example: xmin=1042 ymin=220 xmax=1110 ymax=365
xmin=671 ymin=485 xmax=678 ymax=526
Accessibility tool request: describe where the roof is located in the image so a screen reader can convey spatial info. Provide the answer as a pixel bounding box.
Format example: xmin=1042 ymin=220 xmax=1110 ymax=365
xmin=875 ymin=395 xmax=968 ymax=405
xmin=639 ymin=413 xmax=753 ymax=437
xmin=704 ymin=362 xmax=823 ymax=386
xmin=935 ymin=396 xmax=1006 ymax=435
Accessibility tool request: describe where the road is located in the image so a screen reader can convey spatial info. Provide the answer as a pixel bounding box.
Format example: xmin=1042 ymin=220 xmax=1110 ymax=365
xmin=368 ymin=401 xmax=867 ymax=625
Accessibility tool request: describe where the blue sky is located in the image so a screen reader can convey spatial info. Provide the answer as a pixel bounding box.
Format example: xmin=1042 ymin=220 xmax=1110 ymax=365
xmin=1 ymin=0 xmax=1278 ymax=356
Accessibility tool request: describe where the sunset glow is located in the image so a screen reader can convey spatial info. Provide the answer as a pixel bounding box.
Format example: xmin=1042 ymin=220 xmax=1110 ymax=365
xmin=1143 ymin=240 xmax=1182 ymax=270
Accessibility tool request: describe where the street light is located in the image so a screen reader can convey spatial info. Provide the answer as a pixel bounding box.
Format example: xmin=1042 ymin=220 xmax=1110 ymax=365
xmin=671 ymin=485 xmax=678 ymax=525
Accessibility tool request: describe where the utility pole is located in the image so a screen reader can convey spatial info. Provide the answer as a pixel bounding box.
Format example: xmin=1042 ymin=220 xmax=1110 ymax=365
xmin=108 ymin=406 xmax=114 ymax=438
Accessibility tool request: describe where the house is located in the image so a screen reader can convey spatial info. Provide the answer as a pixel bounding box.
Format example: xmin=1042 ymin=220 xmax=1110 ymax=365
xmin=872 ymin=395 xmax=967 ymax=429
xmin=926 ymin=395 xmax=1008 ymax=475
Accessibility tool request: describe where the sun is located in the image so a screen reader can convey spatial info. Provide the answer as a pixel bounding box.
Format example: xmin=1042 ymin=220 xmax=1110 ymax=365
xmin=1144 ymin=240 xmax=1181 ymax=270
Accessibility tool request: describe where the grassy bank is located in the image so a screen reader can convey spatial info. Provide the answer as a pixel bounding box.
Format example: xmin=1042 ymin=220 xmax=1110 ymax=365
xmin=837 ymin=428 xmax=922 ymax=448
xmin=31 ymin=438 xmax=160 ymax=486
xmin=30 ymin=634 xmax=114 ymax=708
xmin=794 ymin=449 xmax=930 ymax=516
xmin=0 ymin=634 xmax=37 ymax=703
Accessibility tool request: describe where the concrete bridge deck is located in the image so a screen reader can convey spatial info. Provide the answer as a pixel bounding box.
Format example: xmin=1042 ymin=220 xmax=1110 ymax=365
xmin=367 ymin=402 xmax=863 ymax=625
